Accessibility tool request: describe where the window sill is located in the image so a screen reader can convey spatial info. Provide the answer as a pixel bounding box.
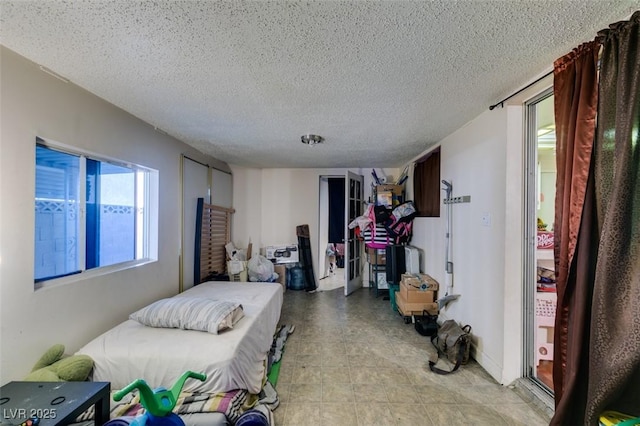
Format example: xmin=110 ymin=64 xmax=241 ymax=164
xmin=34 ymin=258 xmax=156 ymax=291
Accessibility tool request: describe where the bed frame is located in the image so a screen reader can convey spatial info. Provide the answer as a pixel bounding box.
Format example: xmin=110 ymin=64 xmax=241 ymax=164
xmin=194 ymin=198 xmax=235 ymax=284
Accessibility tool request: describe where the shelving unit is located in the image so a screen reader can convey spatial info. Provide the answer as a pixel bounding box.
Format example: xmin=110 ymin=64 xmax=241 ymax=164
xmin=367 ymin=247 xmax=387 ymax=297
xmin=535 ymin=232 xmax=556 ymax=367
xmin=365 ymin=184 xmax=407 ymax=301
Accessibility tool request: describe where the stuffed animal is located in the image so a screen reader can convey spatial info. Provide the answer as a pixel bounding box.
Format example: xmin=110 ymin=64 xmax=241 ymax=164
xmin=24 ymin=344 xmax=93 ymax=382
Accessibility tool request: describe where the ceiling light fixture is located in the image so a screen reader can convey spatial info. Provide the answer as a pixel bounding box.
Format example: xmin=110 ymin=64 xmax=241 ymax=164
xmin=301 ymin=134 xmax=324 ymax=145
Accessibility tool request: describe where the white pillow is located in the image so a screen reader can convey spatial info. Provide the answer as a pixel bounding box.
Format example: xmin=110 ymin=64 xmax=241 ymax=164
xmin=129 ymin=297 xmax=244 ymax=334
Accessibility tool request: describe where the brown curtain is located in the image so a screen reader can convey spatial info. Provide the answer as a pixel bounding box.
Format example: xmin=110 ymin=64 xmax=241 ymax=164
xmin=586 ymin=12 xmax=640 ymax=424
xmin=550 ymin=40 xmax=600 ymax=426
xmin=413 ymin=147 xmax=440 ymax=217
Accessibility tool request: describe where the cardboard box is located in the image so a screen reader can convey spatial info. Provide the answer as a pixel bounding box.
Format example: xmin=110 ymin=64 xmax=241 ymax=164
xmin=399 ymin=280 xmax=435 ymax=303
xmin=376 ymin=184 xmax=403 ymax=195
xmin=401 ymin=273 xmax=421 ymax=287
xmin=265 ymin=245 xmax=299 ymax=263
xmin=376 ymin=184 xmax=403 ymax=207
xmin=395 ymin=291 xmax=439 ymax=316
xmin=401 ymin=273 xmax=439 ymax=291
xmin=274 ymin=264 xmax=287 ymax=291
xmin=418 ymin=274 xmax=439 ymax=291
xmin=367 ymin=247 xmax=386 ymax=264
xmin=376 ymin=191 xmax=393 ymax=207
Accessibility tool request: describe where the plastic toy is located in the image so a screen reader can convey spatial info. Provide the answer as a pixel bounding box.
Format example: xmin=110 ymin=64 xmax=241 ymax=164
xmin=599 ymin=411 xmax=640 ymax=426
xmin=24 ymin=344 xmax=93 ymax=382
xmin=111 ymin=371 xmax=206 ymax=426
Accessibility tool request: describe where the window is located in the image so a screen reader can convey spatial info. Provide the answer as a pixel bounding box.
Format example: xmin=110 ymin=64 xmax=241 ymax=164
xmin=35 ymin=139 xmax=157 ymax=287
xmin=413 ymin=147 xmax=441 ymax=217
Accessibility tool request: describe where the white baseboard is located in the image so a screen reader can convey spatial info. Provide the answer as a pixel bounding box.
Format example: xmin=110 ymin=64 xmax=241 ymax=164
xmin=436 ymin=312 xmax=503 ymax=384
xmin=470 ymin=344 xmax=503 ymax=384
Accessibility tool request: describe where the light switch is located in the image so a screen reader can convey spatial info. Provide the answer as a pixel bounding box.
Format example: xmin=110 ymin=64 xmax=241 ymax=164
xmin=481 ymin=212 xmax=491 ymax=227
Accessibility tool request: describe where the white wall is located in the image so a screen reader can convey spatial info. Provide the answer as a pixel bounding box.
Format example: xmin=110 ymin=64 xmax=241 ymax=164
xmin=229 ymin=102 xmax=534 ymax=387
xmin=0 ymin=44 xmax=536 ymax=386
xmin=0 ymin=47 xmax=228 ymax=383
xmin=231 ymin=167 xmax=399 ymax=286
xmin=407 ymin=104 xmax=530 ymax=385
xmin=231 ymin=114 xmax=525 ymax=385
xmin=228 ymin=166 xmax=264 ymax=259
xmin=409 ymin=107 xmax=518 ymax=383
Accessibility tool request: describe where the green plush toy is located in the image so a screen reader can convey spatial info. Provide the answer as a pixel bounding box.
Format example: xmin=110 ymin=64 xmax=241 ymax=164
xmin=24 ymin=344 xmax=94 ymax=382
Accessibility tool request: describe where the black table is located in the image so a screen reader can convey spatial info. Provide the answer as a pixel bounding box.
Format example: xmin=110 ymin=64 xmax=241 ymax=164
xmin=0 ymin=381 xmax=110 ymax=426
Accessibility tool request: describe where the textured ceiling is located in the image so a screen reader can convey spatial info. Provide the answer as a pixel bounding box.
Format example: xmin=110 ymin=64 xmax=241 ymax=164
xmin=1 ymin=1 xmax=637 ymax=168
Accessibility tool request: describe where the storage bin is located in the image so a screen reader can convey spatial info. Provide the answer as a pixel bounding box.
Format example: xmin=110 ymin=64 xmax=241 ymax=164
xmin=388 ymin=284 xmax=399 ymax=312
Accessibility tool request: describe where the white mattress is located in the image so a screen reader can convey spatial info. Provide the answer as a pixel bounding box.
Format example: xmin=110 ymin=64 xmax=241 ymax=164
xmin=77 ymin=281 xmax=283 ymax=394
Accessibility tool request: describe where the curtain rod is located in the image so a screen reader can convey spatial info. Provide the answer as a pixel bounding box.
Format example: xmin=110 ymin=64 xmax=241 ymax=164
xmin=489 ymin=70 xmax=553 ymax=110
xmin=183 ymin=154 xmax=232 ymax=175
xmin=415 ymin=145 xmax=440 ymax=163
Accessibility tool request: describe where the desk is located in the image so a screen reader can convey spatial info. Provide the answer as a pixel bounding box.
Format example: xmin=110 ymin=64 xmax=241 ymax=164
xmin=0 ymin=381 xmax=110 ymax=426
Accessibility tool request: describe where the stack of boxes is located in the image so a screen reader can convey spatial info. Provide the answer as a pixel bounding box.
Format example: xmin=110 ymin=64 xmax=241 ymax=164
xmin=395 ymin=273 xmax=440 ymax=316
xmin=273 ymin=264 xmax=287 ymax=291
xmin=265 ymin=244 xmax=299 ymax=291
xmin=375 ymin=184 xmax=404 ymax=207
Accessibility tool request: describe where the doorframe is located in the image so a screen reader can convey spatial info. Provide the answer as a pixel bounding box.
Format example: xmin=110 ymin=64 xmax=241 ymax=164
xmin=523 ymin=87 xmax=555 ymax=396
xmin=317 ymin=175 xmax=347 ymax=287
xmin=344 ymin=171 xmax=364 ymax=296
xmin=180 ymin=155 xmax=211 ymax=293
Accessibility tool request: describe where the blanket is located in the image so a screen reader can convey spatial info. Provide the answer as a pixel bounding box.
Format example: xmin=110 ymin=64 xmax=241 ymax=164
xmin=76 ymin=389 xmax=257 ymax=424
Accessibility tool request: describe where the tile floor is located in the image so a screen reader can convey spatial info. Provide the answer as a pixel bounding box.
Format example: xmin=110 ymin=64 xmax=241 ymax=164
xmin=317 ymin=267 xmax=345 ymax=292
xmin=272 ymin=286 xmax=552 ymax=426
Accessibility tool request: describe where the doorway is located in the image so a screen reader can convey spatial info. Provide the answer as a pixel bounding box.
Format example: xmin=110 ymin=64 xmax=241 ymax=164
xmin=317 ymin=172 xmax=364 ymax=294
xmin=525 ymin=89 xmax=556 ymax=393
xmin=318 ymin=176 xmax=346 ymax=291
